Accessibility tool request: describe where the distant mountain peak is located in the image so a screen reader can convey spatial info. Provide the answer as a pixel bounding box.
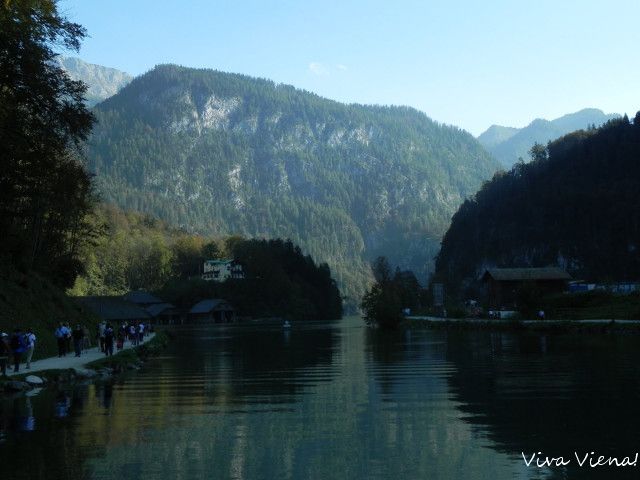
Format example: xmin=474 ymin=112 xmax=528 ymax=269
xmin=478 ymin=108 xmax=620 ymax=167
xmin=57 ymin=56 xmax=133 ymax=106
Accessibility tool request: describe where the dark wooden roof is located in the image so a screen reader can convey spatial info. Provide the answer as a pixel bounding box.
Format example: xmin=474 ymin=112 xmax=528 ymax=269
xmin=123 ymin=290 xmax=164 ymax=305
xmin=145 ymin=303 xmax=178 ymax=317
xmin=481 ymin=267 xmax=572 ymax=281
xmin=76 ymin=296 xmax=151 ymax=321
xmin=189 ymin=299 xmax=234 ymax=314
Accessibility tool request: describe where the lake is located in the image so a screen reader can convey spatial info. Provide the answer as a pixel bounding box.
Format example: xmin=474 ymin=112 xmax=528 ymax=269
xmin=2 ymin=316 xmax=640 ymax=479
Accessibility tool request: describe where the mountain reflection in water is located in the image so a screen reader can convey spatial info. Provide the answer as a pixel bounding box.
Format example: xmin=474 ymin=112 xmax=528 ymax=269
xmin=2 ymin=318 xmax=639 ymax=479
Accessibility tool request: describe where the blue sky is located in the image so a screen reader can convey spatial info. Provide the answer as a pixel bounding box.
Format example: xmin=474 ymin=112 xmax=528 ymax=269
xmin=59 ymin=0 xmax=639 ymax=135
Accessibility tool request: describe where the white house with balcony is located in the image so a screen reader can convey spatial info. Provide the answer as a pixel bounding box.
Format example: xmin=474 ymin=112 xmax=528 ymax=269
xmin=202 ymin=259 xmax=244 ymax=282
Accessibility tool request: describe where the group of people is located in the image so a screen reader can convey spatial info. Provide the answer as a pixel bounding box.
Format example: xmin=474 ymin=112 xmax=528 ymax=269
xmin=97 ymin=320 xmax=148 ymax=357
xmin=0 ymin=320 xmax=152 ymax=375
xmin=54 ymin=323 xmax=92 ymax=358
xmin=0 ymin=328 xmax=36 ymax=375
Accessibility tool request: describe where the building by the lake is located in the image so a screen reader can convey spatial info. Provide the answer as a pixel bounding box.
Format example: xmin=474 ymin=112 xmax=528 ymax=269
xmin=480 ymin=267 xmax=572 ymax=308
xmin=188 ymin=299 xmax=235 ymax=323
xmin=202 ymin=259 xmax=244 ymax=282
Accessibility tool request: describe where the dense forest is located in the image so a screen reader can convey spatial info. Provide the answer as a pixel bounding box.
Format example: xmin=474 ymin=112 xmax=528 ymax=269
xmin=85 ymin=64 xmax=499 ymax=307
xmin=436 ymin=114 xmax=640 ymax=298
xmin=161 ymin=238 xmax=343 ymax=320
xmin=0 ymin=0 xmax=96 ymax=289
xmin=70 ymin=205 xmax=342 ymax=320
xmin=0 ymin=1 xmax=103 ymax=357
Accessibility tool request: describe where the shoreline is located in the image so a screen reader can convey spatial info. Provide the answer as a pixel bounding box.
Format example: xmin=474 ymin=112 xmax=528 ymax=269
xmin=404 ymin=317 xmax=640 ymax=333
xmin=1 ymin=331 xmax=170 ymax=394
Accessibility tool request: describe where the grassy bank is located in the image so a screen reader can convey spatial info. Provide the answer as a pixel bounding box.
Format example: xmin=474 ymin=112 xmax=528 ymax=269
xmin=0 ymin=268 xmax=100 ymax=360
xmin=542 ymin=291 xmax=640 ymax=320
xmin=86 ymin=330 xmax=171 ymax=371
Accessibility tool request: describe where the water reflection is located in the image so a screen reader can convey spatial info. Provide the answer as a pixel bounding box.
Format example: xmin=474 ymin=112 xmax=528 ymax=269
xmin=445 ymin=331 xmax=640 ymax=479
xmin=3 ymin=320 xmax=639 ymax=479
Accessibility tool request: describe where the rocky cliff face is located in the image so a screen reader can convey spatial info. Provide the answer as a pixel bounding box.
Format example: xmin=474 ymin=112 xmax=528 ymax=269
xmin=87 ymin=64 xmax=500 ymax=306
xmin=58 ymin=56 xmax=132 ymax=106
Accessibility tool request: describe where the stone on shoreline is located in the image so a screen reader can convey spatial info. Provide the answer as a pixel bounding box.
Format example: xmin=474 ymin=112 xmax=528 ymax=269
xmin=25 ymin=375 xmax=45 ymax=386
xmin=72 ymin=367 xmax=97 ymax=379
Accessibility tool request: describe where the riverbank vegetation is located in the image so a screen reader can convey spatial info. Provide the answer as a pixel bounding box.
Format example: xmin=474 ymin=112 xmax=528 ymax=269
xmin=361 ymin=257 xmax=422 ymax=328
xmin=161 ymin=239 xmax=343 ymax=320
xmin=66 ymin=204 xmax=343 ymax=319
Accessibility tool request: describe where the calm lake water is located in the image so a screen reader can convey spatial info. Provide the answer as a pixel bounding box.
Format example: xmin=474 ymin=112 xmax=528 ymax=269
xmin=2 ymin=317 xmax=640 ymax=479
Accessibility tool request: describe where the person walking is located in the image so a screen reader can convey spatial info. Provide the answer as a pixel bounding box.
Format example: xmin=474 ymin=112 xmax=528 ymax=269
xmin=23 ymin=328 xmax=36 ymax=369
xmin=138 ymin=322 xmax=145 ymax=344
xmin=104 ymin=323 xmax=114 ymax=357
xmin=129 ymin=324 xmax=137 ymax=346
xmin=10 ymin=328 xmax=26 ymax=372
xmin=72 ymin=324 xmax=84 ymax=357
xmin=98 ymin=321 xmax=106 ymax=353
xmin=55 ymin=323 xmax=67 ymax=357
xmin=0 ymin=333 xmax=11 ymax=376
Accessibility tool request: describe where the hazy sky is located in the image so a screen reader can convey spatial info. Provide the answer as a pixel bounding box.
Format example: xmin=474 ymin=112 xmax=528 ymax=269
xmin=59 ymin=0 xmax=639 ymax=135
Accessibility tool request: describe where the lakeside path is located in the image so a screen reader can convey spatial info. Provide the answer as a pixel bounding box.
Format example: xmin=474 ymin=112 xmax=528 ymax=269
xmin=407 ymin=316 xmax=640 ymax=324
xmin=7 ymin=333 xmax=156 ymax=377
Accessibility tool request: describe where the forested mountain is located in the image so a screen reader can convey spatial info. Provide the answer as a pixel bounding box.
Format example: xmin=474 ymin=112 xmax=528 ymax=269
xmin=57 ymin=56 xmax=132 ymax=106
xmin=85 ymin=64 xmax=499 ymax=307
xmin=436 ymin=114 xmax=640 ymax=297
xmin=479 ymin=108 xmax=620 ymax=167
xmin=476 ymin=125 xmax=518 ymax=149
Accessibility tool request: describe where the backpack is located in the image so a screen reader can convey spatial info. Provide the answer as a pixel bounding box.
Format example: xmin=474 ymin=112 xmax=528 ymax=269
xmin=10 ymin=334 xmax=21 ymax=350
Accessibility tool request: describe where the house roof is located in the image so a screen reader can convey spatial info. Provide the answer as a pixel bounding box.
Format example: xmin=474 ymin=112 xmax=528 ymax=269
xmin=481 ymin=267 xmax=572 ymax=281
xmin=189 ymin=299 xmax=234 ymax=314
xmin=123 ymin=290 xmax=164 ymax=305
xmin=204 ymin=259 xmax=233 ymax=265
xmin=76 ymin=296 xmax=151 ymax=321
xmin=145 ymin=303 xmax=178 ymax=317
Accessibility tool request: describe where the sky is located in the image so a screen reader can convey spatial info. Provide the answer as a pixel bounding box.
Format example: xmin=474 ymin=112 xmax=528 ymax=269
xmin=58 ymin=0 xmax=639 ymax=135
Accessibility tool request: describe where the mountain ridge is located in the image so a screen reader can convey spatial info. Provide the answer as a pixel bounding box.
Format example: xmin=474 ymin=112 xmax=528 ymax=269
xmin=478 ymin=108 xmax=620 ymax=167
xmin=437 ymin=114 xmax=640 ymax=297
xmin=58 ymin=56 xmax=132 ymax=106
xmin=85 ymin=63 xmax=500 ymax=306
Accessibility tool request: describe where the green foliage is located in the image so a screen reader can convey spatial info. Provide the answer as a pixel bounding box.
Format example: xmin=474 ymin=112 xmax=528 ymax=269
xmin=436 ymin=115 xmax=640 ymax=298
xmin=0 ymin=266 xmax=100 ymax=361
xmin=70 ymin=206 xmax=342 ymax=320
xmin=361 ymin=283 xmax=403 ymax=329
xmin=85 ymin=64 xmax=499 ymax=309
xmin=0 ymin=0 xmax=96 ymax=288
xmin=361 ymin=257 xmax=421 ymax=328
xmin=69 ymin=205 xmax=183 ymax=295
xmin=161 ymin=238 xmax=343 ymax=320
